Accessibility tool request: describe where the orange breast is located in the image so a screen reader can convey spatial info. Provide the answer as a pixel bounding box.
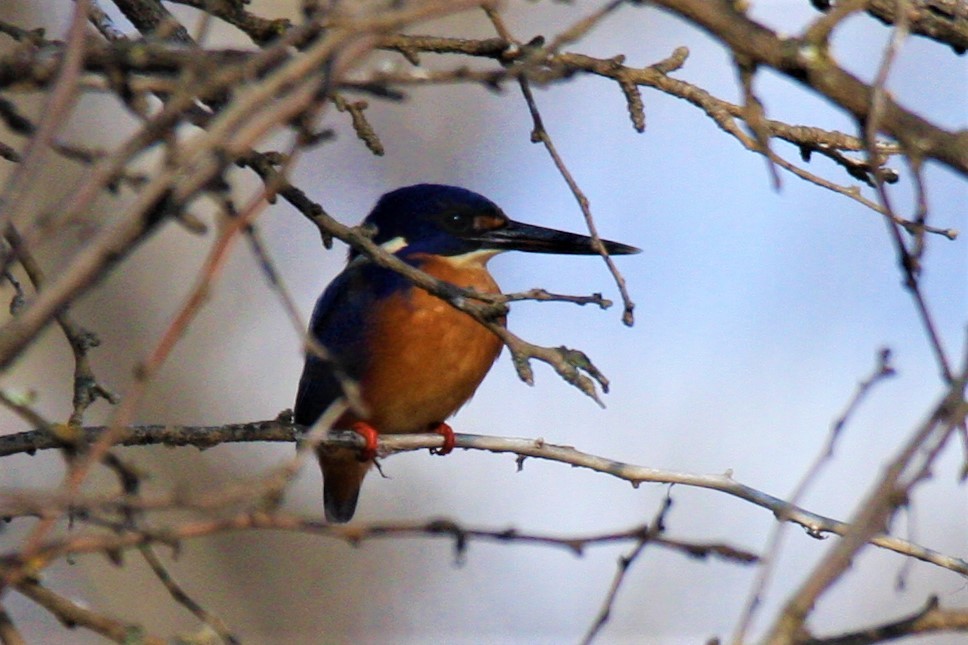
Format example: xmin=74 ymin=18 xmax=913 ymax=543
xmin=357 ymin=253 xmax=504 ymax=434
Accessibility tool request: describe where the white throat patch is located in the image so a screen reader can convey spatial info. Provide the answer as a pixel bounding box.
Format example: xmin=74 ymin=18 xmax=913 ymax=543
xmin=380 ymin=236 xmax=408 ymax=254
xmin=440 ymin=248 xmax=503 ymax=267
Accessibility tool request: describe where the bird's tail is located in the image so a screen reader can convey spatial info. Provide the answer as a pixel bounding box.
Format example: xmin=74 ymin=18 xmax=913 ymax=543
xmin=318 ymin=449 xmax=370 ymax=523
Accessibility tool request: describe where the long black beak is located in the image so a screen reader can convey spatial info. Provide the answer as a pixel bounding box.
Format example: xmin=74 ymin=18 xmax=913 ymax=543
xmin=474 ymin=220 xmax=640 ymax=256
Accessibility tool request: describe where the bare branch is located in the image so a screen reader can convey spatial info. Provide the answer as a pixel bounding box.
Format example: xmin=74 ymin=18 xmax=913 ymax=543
xmin=765 ymin=375 xmax=968 ymax=643
xmin=1 ymin=422 xmax=965 ymax=577
xmin=137 ymin=545 xmax=238 ymax=644
xmin=734 ymin=348 xmax=898 ymax=643
xmin=650 ymin=0 xmax=968 ymax=176
xmin=0 ymin=602 xmax=25 ymax=645
xmin=810 ymin=0 xmax=968 ymax=54
xmin=802 ymin=595 xmax=968 ymax=645
xmin=1 ymin=511 xmax=758 ymax=579
xmin=13 ymin=577 xmax=165 ymax=644
xmin=581 ymin=494 xmax=675 ymax=645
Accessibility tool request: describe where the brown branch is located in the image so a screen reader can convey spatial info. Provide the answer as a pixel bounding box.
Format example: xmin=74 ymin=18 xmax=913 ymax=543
xmin=0 ymin=19 xmax=951 ymax=190
xmin=4 ymin=226 xmax=118 ymax=425
xmin=765 ymin=374 xmax=968 ymax=643
xmin=137 ymin=544 xmax=238 ymax=644
xmin=515 ymin=75 xmax=638 ymax=328
xmin=0 ymin=24 xmax=348 ymax=371
xmin=483 ymin=5 xmax=638 ymax=328
xmin=167 ymin=0 xmax=292 ymax=46
xmin=0 ymin=28 xmax=928 ymax=193
xmin=2 ymin=27 xmax=958 ymax=238
xmin=581 ymin=494 xmax=674 ymax=645
xmin=650 ymin=0 xmax=968 ymax=176
xmin=814 ymin=0 xmax=968 ymax=54
xmin=0 ymin=0 xmax=88 ymax=241
xmin=802 ymin=595 xmax=968 ymax=645
xmin=0 ymin=512 xmax=758 ymax=577
xmin=0 ymin=419 xmax=289 ymax=458
xmin=111 ymin=0 xmax=194 ymax=43
xmin=332 ymin=93 xmax=384 ymax=155
xmin=346 ymin=41 xmax=955 ymax=235
xmin=85 ymin=0 xmax=129 ymax=42
xmin=494 ymin=288 xmax=612 ymax=309
xmin=734 ymin=348 xmax=897 ymax=643
xmin=0 ymin=602 xmax=24 ymax=645
xmin=863 ymin=5 xmax=955 ymax=385
xmin=0 ymin=3 xmax=502 ymax=375
xmin=13 ymin=577 xmax=165 ymax=644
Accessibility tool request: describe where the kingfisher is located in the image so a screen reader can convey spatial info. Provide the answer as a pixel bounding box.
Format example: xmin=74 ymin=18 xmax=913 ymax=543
xmin=294 ymin=184 xmax=639 ymax=522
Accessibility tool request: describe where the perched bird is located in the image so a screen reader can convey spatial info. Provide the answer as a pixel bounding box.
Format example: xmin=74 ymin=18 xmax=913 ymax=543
xmin=294 ymin=184 xmax=639 ymax=522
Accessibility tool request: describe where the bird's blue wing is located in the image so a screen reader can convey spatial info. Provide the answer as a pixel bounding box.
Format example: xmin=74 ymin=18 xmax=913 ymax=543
xmin=293 ymin=261 xmax=406 ymax=426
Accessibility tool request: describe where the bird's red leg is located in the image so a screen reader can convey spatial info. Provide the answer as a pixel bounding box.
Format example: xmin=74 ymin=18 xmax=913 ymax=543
xmin=349 ymin=421 xmax=379 ymax=462
xmin=429 ymin=422 xmax=455 ymax=456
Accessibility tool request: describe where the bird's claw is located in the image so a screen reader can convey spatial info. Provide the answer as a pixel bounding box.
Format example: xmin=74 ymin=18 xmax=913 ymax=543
xmin=350 ymin=421 xmax=379 ymax=462
xmin=430 ymin=422 xmax=455 ymax=456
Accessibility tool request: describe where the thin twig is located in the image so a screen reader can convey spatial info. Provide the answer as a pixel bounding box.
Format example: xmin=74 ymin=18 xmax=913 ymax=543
xmin=581 ymin=493 xmax=675 ymax=644
xmin=764 ymin=372 xmax=968 ymax=643
xmin=1 ymin=512 xmax=758 ymax=576
xmin=138 ymin=544 xmax=239 ymax=644
xmin=4 ymin=225 xmax=118 ymax=425
xmin=9 ymin=184 xmax=277 ymax=588
xmin=0 ymin=602 xmax=25 ymax=645
xmin=514 ymin=75 xmax=638 ymax=327
xmin=0 ymin=0 xmax=89 ymax=247
xmin=733 ymin=348 xmax=897 ymax=644
xmin=483 ymin=2 xmax=638 ymax=327
xmin=803 ymin=595 xmax=968 ymax=644
xmin=13 ymin=577 xmax=164 ymax=645
xmin=863 ymin=2 xmax=954 ymax=384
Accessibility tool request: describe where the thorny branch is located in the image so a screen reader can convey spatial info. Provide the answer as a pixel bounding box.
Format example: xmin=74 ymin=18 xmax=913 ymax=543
xmin=1 ymin=420 xmax=965 ymax=578
xmin=0 ymin=512 xmax=759 ymax=583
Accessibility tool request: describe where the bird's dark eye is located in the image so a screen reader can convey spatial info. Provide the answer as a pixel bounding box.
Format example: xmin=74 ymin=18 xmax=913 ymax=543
xmin=443 ymin=212 xmax=473 ymax=233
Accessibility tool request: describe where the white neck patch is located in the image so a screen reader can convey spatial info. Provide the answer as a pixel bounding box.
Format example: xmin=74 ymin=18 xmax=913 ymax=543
xmin=439 ymin=248 xmax=503 ymax=268
xmin=380 ymin=236 xmax=408 ymax=254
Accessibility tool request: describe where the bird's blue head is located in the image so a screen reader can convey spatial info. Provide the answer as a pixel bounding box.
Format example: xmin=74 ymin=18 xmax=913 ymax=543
xmin=350 ymin=183 xmax=640 ymax=261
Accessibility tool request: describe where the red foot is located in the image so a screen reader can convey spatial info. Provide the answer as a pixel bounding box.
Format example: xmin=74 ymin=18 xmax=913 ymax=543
xmin=430 ymin=422 xmax=455 ymax=456
xmin=350 ymin=421 xmax=379 ymax=462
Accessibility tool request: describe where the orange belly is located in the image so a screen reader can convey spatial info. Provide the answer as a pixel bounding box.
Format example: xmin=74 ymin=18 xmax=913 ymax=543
xmin=356 ymin=253 xmax=503 ymax=433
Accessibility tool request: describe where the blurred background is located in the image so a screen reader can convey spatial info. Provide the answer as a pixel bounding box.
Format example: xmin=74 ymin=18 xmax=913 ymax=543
xmin=1 ymin=1 xmax=965 ymax=643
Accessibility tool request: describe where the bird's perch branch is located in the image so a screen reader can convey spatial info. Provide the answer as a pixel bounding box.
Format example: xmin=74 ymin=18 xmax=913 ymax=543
xmin=2 ymin=419 xmax=965 ymax=577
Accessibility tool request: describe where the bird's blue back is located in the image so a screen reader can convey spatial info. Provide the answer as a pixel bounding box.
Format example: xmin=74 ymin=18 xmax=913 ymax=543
xmin=293 ymin=260 xmax=410 ymax=426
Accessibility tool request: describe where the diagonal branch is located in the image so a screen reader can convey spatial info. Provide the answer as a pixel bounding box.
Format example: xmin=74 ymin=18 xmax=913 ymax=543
xmin=649 ymin=0 xmax=968 ymax=176
xmin=802 ymin=595 xmax=968 ymax=644
xmin=765 ymin=373 xmax=968 ymax=643
xmin=13 ymin=577 xmax=165 ymax=644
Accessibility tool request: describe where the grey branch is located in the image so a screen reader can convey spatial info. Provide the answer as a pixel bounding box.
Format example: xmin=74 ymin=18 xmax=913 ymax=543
xmin=1 ymin=420 xmax=965 ymax=577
